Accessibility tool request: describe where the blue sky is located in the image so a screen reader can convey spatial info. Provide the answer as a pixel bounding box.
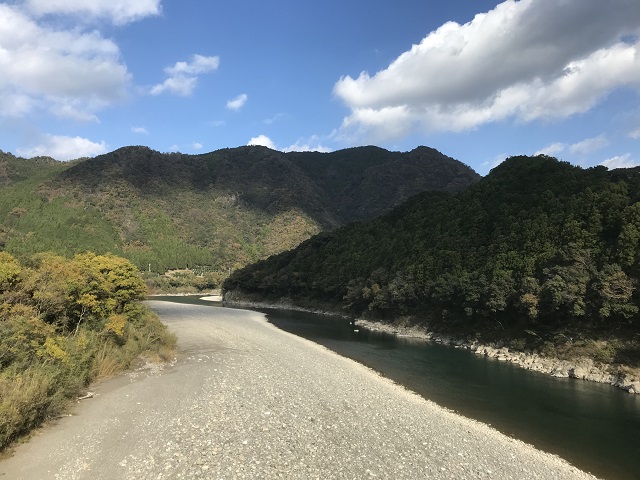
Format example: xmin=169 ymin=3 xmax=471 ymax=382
xmin=1 ymin=0 xmax=639 ymax=174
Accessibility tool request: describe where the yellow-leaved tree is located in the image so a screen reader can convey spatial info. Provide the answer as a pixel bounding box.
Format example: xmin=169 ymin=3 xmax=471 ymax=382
xmin=0 ymin=252 xmax=172 ymax=452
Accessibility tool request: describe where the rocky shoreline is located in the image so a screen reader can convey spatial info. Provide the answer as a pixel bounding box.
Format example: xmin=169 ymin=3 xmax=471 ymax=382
xmin=354 ymin=319 xmax=640 ymax=395
xmin=223 ymin=293 xmax=640 ymax=395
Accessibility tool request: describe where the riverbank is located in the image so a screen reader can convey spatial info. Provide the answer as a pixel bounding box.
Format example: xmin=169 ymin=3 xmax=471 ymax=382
xmin=0 ymin=301 xmax=598 ymax=479
xmin=354 ymin=319 xmax=640 ymax=395
xmin=223 ymin=296 xmax=640 ymax=395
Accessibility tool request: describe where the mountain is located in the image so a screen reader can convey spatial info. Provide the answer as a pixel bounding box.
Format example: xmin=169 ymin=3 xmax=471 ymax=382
xmin=0 ymin=145 xmax=479 ymax=275
xmin=223 ymin=155 xmax=640 ymax=359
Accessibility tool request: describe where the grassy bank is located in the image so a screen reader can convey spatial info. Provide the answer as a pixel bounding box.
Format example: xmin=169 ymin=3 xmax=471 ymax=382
xmin=0 ymin=252 xmax=176 ymax=452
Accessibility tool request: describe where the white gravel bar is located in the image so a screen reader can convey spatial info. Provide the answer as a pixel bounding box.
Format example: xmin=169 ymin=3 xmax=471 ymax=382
xmin=0 ymin=301 xmax=599 ymax=479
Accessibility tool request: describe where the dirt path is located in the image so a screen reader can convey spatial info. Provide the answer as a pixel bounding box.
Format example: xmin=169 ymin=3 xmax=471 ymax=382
xmin=0 ymin=301 xmax=598 ymax=479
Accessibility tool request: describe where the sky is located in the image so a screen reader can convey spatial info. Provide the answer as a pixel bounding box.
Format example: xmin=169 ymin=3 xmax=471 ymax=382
xmin=1 ymin=0 xmax=640 ymax=175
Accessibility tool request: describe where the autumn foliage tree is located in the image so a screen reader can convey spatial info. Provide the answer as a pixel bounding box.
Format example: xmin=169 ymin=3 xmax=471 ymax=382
xmin=0 ymin=252 xmax=173 ymax=451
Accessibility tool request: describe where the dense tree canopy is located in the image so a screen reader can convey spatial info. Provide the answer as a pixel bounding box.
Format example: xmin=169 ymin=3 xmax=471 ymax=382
xmin=225 ymin=156 xmax=640 ymax=337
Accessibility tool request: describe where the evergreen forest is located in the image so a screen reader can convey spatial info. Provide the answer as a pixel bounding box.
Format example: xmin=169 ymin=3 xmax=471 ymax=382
xmin=224 ymin=156 xmax=640 ymax=362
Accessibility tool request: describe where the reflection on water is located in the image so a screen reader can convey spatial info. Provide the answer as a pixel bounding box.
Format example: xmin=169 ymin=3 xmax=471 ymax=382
xmin=152 ymin=297 xmax=640 ymax=479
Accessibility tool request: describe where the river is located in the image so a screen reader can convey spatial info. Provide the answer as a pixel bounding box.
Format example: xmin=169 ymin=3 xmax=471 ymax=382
xmin=154 ymin=297 xmax=640 ymax=480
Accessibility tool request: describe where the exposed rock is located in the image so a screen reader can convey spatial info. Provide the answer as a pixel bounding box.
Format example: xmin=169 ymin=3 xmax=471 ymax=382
xmin=354 ymin=319 xmax=640 ymax=395
xmin=224 ymin=294 xmax=640 ymax=395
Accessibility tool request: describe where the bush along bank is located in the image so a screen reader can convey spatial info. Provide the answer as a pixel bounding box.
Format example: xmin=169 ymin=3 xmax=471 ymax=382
xmin=0 ymin=252 xmax=176 ymax=452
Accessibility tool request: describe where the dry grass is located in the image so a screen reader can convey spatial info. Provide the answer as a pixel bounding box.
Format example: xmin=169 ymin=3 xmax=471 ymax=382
xmin=0 ymin=368 xmax=56 ymax=448
xmin=0 ymin=306 xmax=176 ymax=452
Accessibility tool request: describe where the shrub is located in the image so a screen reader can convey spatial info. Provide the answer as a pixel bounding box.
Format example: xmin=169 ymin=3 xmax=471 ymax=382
xmin=0 ymin=252 xmax=175 ymax=451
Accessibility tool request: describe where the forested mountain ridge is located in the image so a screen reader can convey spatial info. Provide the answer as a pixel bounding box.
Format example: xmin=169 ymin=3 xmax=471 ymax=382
xmin=224 ymin=155 xmax=640 ymax=362
xmin=55 ymin=145 xmax=478 ymax=227
xmin=0 ymin=145 xmax=478 ymax=275
xmin=0 ymin=150 xmax=67 ymax=186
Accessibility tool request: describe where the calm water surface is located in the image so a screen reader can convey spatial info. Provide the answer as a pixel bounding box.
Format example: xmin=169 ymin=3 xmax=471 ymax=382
xmin=154 ymin=297 xmax=640 ymax=480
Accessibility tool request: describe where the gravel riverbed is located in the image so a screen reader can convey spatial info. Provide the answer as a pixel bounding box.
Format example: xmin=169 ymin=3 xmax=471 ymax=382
xmin=0 ymin=302 xmax=598 ymax=479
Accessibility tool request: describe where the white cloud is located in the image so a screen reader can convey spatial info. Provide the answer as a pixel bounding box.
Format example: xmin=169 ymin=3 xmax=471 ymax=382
xmin=283 ymin=135 xmax=332 ymax=153
xmin=226 ymin=93 xmax=248 ymax=111
xmin=51 ymin=104 xmax=100 ymax=122
xmin=247 ymin=134 xmax=332 ymax=153
xmin=535 ymin=135 xmax=609 ymax=158
xmin=25 ymin=0 xmax=162 ymax=25
xmin=283 ymin=143 xmax=332 ymax=153
xmin=150 ymin=76 xmax=197 ymax=96
xmin=16 ymin=134 xmax=107 ymax=160
xmin=247 ymin=135 xmax=277 ymax=150
xmin=629 ymin=127 xmax=640 ymax=139
xmin=601 ymin=153 xmax=639 ymax=169
xmin=480 ymin=153 xmax=509 ymax=174
xmin=0 ymin=92 xmax=36 ymax=117
xmin=165 ymin=55 xmax=220 ymax=76
xmin=192 ymin=142 xmax=203 ymax=150
xmin=333 ymin=0 xmax=640 ymax=143
xmin=264 ymin=113 xmax=286 ymax=125
xmin=131 ymin=126 xmax=148 ymax=134
xmin=150 ymin=54 xmax=219 ymax=96
xmin=569 ymin=134 xmax=609 ymax=155
xmin=0 ymin=4 xmax=129 ymax=121
xmin=333 ymin=106 xmax=413 ymax=144
xmin=535 ymin=142 xmax=566 ymax=156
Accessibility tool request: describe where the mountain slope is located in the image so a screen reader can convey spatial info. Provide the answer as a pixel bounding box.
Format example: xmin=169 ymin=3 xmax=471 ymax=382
xmin=0 ymin=145 xmax=479 ymax=274
xmin=224 ymin=156 xmax=640 ymax=356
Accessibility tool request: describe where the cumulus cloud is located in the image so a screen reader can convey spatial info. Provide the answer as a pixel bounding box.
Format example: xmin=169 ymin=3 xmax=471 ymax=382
xmin=535 ymin=142 xmax=566 ymax=156
xmin=25 ymin=0 xmax=162 ymax=25
xmin=192 ymin=142 xmax=203 ymax=150
xmin=16 ymin=135 xmax=107 ymax=160
xmin=0 ymin=4 xmax=129 ymax=121
xmin=150 ymin=54 xmax=219 ymax=96
xmin=165 ymin=55 xmax=220 ymax=76
xmin=535 ymin=135 xmax=609 ymax=157
xmin=283 ymin=136 xmax=332 ymax=153
xmin=569 ymin=134 xmax=609 ymax=155
xmin=283 ymin=143 xmax=332 ymax=153
xmin=131 ymin=126 xmax=148 ymax=134
xmin=333 ymin=0 xmax=640 ymax=143
xmin=150 ymin=76 xmax=197 ymax=96
xmin=601 ymin=153 xmax=639 ymax=169
xmin=247 ymin=134 xmax=331 ymax=153
xmin=226 ymin=93 xmax=248 ymax=111
xmin=247 ymin=135 xmax=277 ymax=150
